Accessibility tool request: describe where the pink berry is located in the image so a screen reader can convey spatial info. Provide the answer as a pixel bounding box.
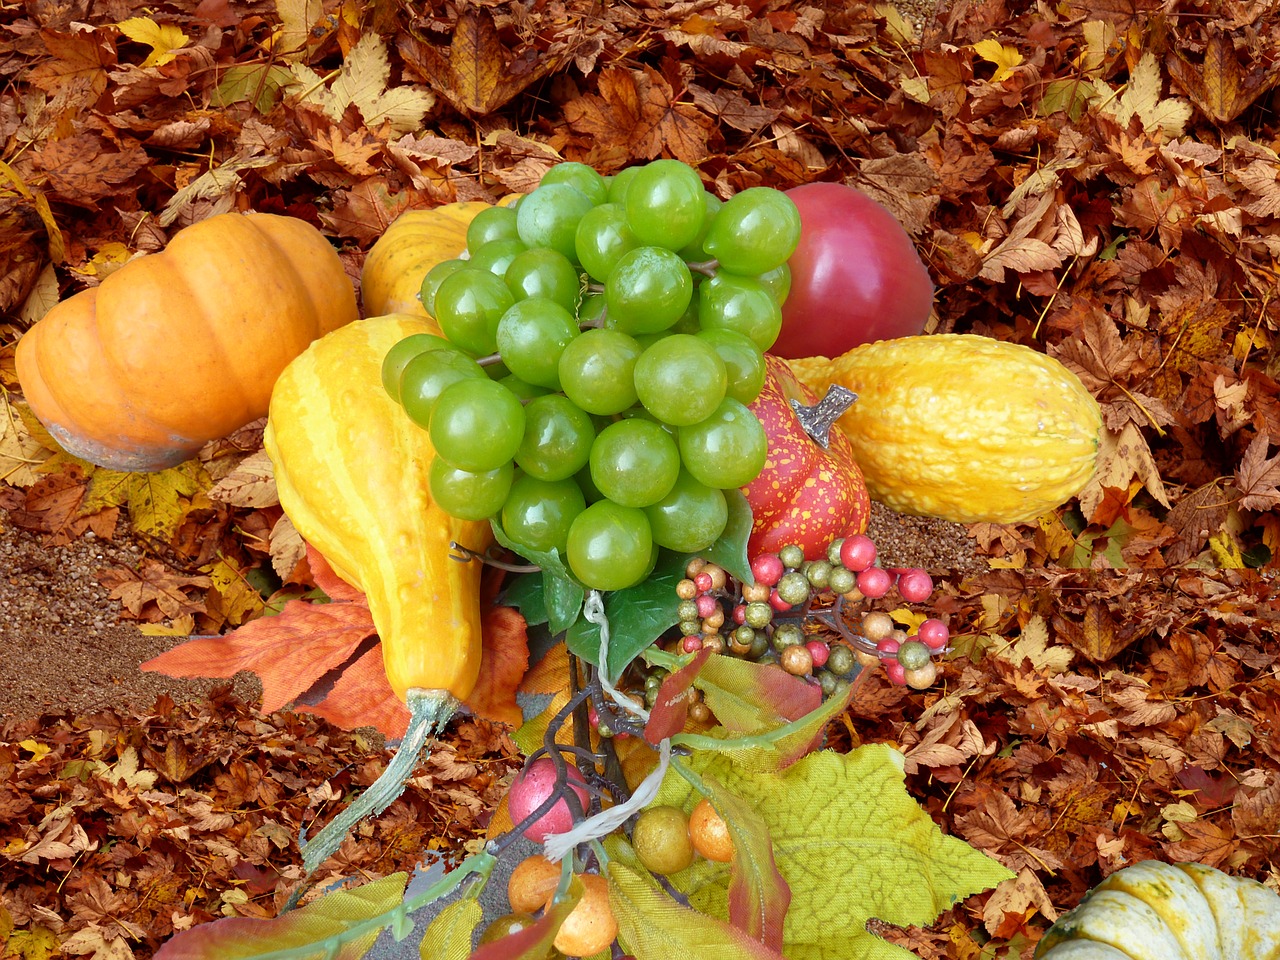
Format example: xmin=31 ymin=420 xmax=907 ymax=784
xmin=884 ymin=660 xmax=907 ymax=686
xmin=839 ymin=534 xmax=877 ymax=572
xmin=694 ymin=571 xmax=714 ymax=593
xmin=683 ymin=635 xmax=704 ymax=653
xmin=751 ymin=553 xmax=785 ymax=586
xmin=508 ymin=757 xmax=590 ymax=842
xmin=918 ymin=618 xmax=949 ymax=651
xmin=805 ymin=640 xmax=830 ymax=667
xmin=769 ymin=589 xmax=792 ymax=612
xmin=733 ymin=604 xmax=747 ymax=625
xmin=695 ymin=594 xmax=718 ymax=618
xmin=588 ymin=703 xmax=600 ymax=727
xmin=897 ymin=569 xmax=933 ymax=603
xmin=857 ymin=566 xmax=892 ymax=598
xmin=876 ymin=638 xmax=900 ymax=656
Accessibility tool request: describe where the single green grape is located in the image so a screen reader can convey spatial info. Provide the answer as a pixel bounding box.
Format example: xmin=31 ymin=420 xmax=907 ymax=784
xmin=633 ymin=333 xmax=727 ymax=426
xmin=516 ymin=183 xmax=595 ymax=262
xmin=429 ymin=378 xmax=526 ymax=472
xmin=565 ymin=500 xmax=654 ymax=591
xmin=433 ymin=268 xmax=514 ymax=356
xmin=575 ymin=203 xmax=640 ymax=282
xmin=504 ymin=247 xmax=582 ymax=311
xmin=624 ymin=159 xmax=706 ymax=251
xmin=588 ymin=418 xmax=681 ymax=508
xmin=607 ymin=165 xmax=641 ymax=204
xmin=419 ymin=258 xmax=469 ymax=319
xmin=558 ymin=327 xmax=642 ymax=415
xmin=429 ymin=458 xmax=514 ymax=521
xmin=605 ymin=246 xmax=693 ymax=335
xmin=756 ymin=263 xmax=792 ymax=305
xmin=516 ymin=394 xmax=596 ymax=481
xmin=398 ymin=348 xmax=487 ymax=429
xmin=695 ymin=328 xmax=766 ymax=405
xmin=539 ymin=161 xmax=609 ymax=206
xmin=501 ymin=474 xmax=586 ymax=556
xmin=644 ymin=470 xmax=728 ymax=552
xmin=468 ymin=238 xmax=527 ymax=278
xmin=677 ymin=398 xmax=768 ymax=489
xmin=382 ymin=333 xmax=451 ymax=404
xmin=676 ymin=191 xmax=723 ymax=261
xmin=703 ymin=187 xmax=802 ymax=275
xmin=495 ymin=298 xmax=579 ymax=389
xmin=697 ymin=272 xmax=783 ymax=352
xmin=466 ymin=205 xmax=520 ymax=250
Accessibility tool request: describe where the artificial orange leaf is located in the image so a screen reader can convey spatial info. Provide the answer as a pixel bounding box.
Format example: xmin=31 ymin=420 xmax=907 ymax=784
xmin=296 ymin=642 xmax=410 ymax=738
xmin=465 ymin=603 xmax=529 ymax=728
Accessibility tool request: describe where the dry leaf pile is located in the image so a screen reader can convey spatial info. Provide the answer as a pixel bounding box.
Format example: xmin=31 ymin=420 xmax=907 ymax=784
xmin=1 ymin=0 xmax=1279 ymax=957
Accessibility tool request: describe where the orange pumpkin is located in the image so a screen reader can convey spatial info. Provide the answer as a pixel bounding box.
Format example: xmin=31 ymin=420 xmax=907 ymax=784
xmin=15 ymin=212 xmax=358 ymax=472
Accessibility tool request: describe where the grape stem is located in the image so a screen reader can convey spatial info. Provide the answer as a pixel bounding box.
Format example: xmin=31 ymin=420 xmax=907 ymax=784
xmin=448 ymin=541 xmax=540 ymax=573
xmin=685 ymin=258 xmax=720 ymax=278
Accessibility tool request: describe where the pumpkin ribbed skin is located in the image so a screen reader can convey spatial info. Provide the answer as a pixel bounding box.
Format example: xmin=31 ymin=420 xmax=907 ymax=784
xmin=787 ymin=334 xmax=1102 ymax=524
xmin=1035 ymin=860 xmax=1280 ymax=959
xmin=360 ymin=203 xmax=490 ymax=318
xmin=264 ymin=314 xmax=494 ymax=702
xmin=15 ymin=212 xmax=357 ymax=473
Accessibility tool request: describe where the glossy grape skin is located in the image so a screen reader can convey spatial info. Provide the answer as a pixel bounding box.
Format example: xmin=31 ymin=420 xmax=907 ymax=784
xmin=624 ymin=159 xmax=706 ymax=251
xmin=429 ymin=458 xmax=514 ymax=520
xmin=469 ymin=238 xmax=528 ymax=278
xmin=517 ymin=183 xmax=596 ymax=262
xmin=677 ymin=398 xmax=768 ymax=489
xmin=633 ymin=333 xmax=727 ymax=427
xmin=501 ymin=474 xmax=586 ymax=556
xmin=504 ymin=247 xmax=582 ymax=312
xmin=495 ymin=297 xmax=579 ymax=389
xmin=540 ymin=161 xmax=609 ymax=206
xmin=429 ymin=378 xmax=526 ymax=472
xmin=644 ymin=470 xmax=728 ymax=552
xmin=419 ymin=258 xmax=469 ymax=318
xmin=558 ymin=328 xmax=642 ymax=415
xmin=466 ymin=205 xmax=520 ymax=250
xmin=565 ymin=500 xmax=654 ymax=591
xmin=607 ymin=165 xmax=641 ymax=204
xmin=588 ymin=418 xmax=681 ymax=508
xmin=697 ymin=272 xmax=783 ymax=352
xmin=381 ymin=333 xmax=451 ymax=404
xmin=695 ymin=328 xmax=766 ymax=405
xmin=605 ymin=246 xmax=693 ymax=335
xmin=398 ymin=348 xmax=487 ymax=429
xmin=575 ymin=203 xmax=640 ymax=282
xmin=516 ymin=394 xmax=596 ymax=481
xmin=773 ymin=181 xmax=933 ymax=359
xmin=676 ymin=191 xmax=723 ymax=261
xmin=433 ymin=268 xmax=514 ymax=356
xmin=703 ymin=187 xmax=802 ymax=275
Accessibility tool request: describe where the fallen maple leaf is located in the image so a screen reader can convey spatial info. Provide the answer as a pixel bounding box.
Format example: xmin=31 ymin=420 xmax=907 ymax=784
xmin=1234 ymin=431 xmax=1280 ymax=511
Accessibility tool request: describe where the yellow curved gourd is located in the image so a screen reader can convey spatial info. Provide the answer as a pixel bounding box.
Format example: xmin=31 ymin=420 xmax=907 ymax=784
xmin=360 ymin=203 xmax=491 ymax=318
xmin=1035 ymin=860 xmax=1280 ymax=959
xmin=787 ymin=334 xmax=1103 ymax=524
xmin=263 ymin=314 xmax=493 ymax=702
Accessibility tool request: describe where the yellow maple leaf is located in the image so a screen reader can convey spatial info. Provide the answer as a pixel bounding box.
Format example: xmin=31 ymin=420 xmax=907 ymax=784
xmin=116 ymin=17 xmax=189 ymax=68
xmin=973 ymin=38 xmax=1023 ymax=84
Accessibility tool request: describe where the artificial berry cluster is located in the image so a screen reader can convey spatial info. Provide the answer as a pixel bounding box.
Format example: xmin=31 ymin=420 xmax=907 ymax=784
xmin=667 ymin=530 xmax=950 ymax=694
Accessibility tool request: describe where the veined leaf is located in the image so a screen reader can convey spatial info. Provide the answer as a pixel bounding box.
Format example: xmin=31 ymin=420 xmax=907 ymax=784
xmin=420 ymin=897 xmax=480 ymax=960
xmin=154 ymin=872 xmax=408 ymax=960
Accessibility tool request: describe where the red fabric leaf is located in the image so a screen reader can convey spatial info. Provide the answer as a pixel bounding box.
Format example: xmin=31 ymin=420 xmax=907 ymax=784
xmin=296 ymin=643 xmax=411 ymax=739
xmin=140 ymin=597 xmax=376 ymax=713
xmin=645 ymin=646 xmax=712 ymax=744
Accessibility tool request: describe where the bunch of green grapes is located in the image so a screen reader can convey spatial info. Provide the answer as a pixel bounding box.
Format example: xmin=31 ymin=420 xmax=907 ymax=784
xmin=381 ymin=159 xmax=802 ymax=592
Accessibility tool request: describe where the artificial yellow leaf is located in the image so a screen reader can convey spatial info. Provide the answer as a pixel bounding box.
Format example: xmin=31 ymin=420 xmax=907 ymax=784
xmin=116 ymin=17 xmax=189 ymax=68
xmin=973 ymin=38 xmax=1023 ymax=84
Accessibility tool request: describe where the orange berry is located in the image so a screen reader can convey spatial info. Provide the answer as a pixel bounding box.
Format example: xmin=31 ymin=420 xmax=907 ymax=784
xmin=549 ymin=873 xmax=617 ymax=957
xmin=689 ymin=797 xmax=734 ymax=862
xmin=508 ymin=853 xmax=561 ymax=914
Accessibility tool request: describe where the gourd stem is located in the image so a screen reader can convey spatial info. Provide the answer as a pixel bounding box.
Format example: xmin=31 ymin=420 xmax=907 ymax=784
xmin=790 ymin=384 xmax=857 ymax=449
xmin=296 ymin=688 xmax=458 ymax=882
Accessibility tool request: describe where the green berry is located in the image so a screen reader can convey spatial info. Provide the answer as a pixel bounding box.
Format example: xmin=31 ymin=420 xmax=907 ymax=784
xmin=827 ymin=644 xmax=855 ymax=675
xmin=898 ymin=639 xmax=933 ymax=672
xmin=677 ymin=599 xmax=699 ymax=621
xmin=744 ymin=601 xmax=773 ymax=629
xmin=826 ymin=538 xmax=846 ymax=565
xmin=804 ymin=559 xmax=832 ymax=590
xmin=828 ymin=566 xmax=856 ymax=595
xmin=771 ymin=622 xmax=804 ymax=649
xmin=776 ymin=571 xmax=811 ymax=606
xmin=778 ymin=544 xmax=805 ymax=569
xmin=679 ymin=618 xmax=702 ymax=637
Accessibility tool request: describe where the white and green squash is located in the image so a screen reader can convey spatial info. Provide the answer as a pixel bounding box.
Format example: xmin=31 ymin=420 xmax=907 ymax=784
xmin=1036 ymin=860 xmax=1280 ymax=959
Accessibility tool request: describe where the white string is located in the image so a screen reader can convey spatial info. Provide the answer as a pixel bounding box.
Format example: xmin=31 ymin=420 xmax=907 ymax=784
xmin=584 ymin=589 xmax=649 ymax=722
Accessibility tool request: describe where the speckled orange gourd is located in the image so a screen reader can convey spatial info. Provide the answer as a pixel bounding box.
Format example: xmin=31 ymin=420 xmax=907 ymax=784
xmin=264 ymin=315 xmax=493 ymax=702
xmin=360 ymin=203 xmax=491 ymax=318
xmin=742 ymin=354 xmax=870 ymax=560
xmin=786 ymin=335 xmax=1102 ymax=524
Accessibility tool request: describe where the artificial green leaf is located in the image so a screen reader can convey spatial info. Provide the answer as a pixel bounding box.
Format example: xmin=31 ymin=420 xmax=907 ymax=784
xmin=697 ymin=490 xmax=752 ymax=584
xmin=420 ymin=898 xmax=479 ymax=960
xmin=491 ymin=519 xmax=583 ymax=634
xmin=154 ymin=872 xmax=408 ymax=960
xmin=566 ymin=551 xmax=684 ymax=680
xmin=655 ymin=745 xmax=1014 ymax=960
xmin=694 ymin=655 xmax=822 ymax=736
xmin=608 ymin=860 xmax=787 ymax=960
xmin=702 ymin=776 xmax=789 ymax=950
